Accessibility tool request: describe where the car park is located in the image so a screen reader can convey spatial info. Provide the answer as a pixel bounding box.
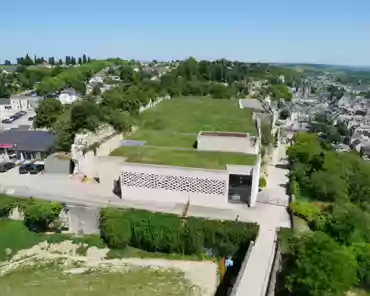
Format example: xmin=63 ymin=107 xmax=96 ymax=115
xmin=0 ymin=162 xmax=15 ymax=173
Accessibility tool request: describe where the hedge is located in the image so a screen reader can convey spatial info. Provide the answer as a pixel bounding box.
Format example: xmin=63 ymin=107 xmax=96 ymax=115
xmin=100 ymin=208 xmax=259 ymax=258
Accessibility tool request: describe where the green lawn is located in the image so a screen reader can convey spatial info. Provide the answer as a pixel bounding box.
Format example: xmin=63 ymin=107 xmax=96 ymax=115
xmin=0 ymin=264 xmax=197 ymax=296
xmin=136 ymin=96 xmax=256 ymax=135
xmin=128 ymin=130 xmax=197 ymax=148
xmin=111 ymin=146 xmax=256 ymax=170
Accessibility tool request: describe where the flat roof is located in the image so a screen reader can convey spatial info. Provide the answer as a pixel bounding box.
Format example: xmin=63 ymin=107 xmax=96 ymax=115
xmin=126 ymin=97 xmax=256 ymax=149
xmin=0 ymin=130 xmax=56 ymax=152
xmin=111 ymin=97 xmax=257 ymax=169
xmin=111 ymin=146 xmax=256 ymax=170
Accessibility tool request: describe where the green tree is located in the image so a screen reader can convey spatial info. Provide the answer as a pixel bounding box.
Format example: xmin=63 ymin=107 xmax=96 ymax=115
xmin=352 ymin=243 xmax=370 ymax=289
xmin=34 ymin=98 xmax=64 ymax=128
xmin=70 ymin=99 xmax=101 ymax=132
xmin=53 ymin=111 xmax=74 ymax=151
xmin=324 ymin=203 xmax=370 ymax=245
xmin=209 ymin=83 xmax=231 ymax=99
xmin=282 ymin=232 xmax=358 ymax=296
xmin=82 ymin=54 xmax=87 ymax=64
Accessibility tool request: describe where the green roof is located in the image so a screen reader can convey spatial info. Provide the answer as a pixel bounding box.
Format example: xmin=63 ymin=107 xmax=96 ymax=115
xmin=111 ymin=146 xmax=256 ymax=170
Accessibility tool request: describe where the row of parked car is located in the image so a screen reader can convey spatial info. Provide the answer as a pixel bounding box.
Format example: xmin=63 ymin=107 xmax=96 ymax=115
xmin=1 ymin=111 xmax=27 ymax=124
xmin=0 ymin=160 xmax=44 ymax=174
xmin=19 ymin=162 xmax=44 ymax=174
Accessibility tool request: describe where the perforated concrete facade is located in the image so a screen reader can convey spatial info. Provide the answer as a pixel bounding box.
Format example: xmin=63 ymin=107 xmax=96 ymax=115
xmin=120 ymin=163 xmax=229 ymax=207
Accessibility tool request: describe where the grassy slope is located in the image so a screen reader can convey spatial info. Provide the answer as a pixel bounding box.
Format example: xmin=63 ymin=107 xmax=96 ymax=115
xmin=135 ymin=96 xmax=256 ymax=135
xmin=0 ymin=264 xmax=195 ymax=296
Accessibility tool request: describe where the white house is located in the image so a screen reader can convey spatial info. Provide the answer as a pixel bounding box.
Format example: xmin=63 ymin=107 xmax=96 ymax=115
xmin=58 ymin=88 xmax=81 ymax=104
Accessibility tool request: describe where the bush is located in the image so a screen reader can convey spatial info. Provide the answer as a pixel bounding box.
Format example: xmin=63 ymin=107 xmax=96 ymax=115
xmin=0 ymin=195 xmax=18 ymax=217
xmin=22 ymin=199 xmax=63 ymax=231
xmin=100 ymin=208 xmax=259 ymax=259
xmin=289 ymin=201 xmax=322 ymax=223
xmin=259 ymin=177 xmax=267 ymax=188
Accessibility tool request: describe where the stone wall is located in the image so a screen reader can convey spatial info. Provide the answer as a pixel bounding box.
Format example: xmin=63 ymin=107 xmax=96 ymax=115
xmin=120 ymin=163 xmax=229 ymax=208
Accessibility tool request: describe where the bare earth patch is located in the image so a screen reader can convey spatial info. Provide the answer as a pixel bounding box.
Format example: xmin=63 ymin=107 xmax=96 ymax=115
xmin=0 ymin=241 xmax=218 ymax=296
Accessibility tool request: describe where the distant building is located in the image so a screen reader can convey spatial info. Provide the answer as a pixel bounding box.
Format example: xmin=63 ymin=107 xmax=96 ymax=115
xmin=9 ymin=95 xmax=42 ymax=110
xmin=0 ymin=129 xmax=56 ymax=160
xmin=58 ymin=88 xmax=81 ymax=104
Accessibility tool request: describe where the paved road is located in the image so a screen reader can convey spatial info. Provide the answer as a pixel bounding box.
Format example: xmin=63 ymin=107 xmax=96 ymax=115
xmin=234 ymin=143 xmax=290 ymax=296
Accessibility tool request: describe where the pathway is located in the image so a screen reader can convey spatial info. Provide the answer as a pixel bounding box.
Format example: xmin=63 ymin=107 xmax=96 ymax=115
xmin=233 ymin=143 xmax=291 ymax=296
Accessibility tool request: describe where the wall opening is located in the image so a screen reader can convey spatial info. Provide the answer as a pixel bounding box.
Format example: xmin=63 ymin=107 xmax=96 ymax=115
xmin=228 ymin=174 xmax=252 ymax=204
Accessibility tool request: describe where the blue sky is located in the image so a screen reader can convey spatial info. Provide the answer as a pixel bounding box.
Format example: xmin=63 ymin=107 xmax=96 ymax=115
xmin=2 ymin=0 xmax=370 ymax=65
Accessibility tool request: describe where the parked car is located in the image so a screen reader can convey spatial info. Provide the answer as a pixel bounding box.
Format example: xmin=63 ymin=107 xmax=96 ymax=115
xmin=29 ymin=164 xmax=45 ymax=174
xmin=0 ymin=162 xmax=15 ymax=173
xmin=19 ymin=164 xmax=33 ymax=174
xmin=28 ymin=116 xmax=35 ymax=121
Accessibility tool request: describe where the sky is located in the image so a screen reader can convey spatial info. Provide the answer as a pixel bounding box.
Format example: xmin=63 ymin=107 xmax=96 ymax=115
xmin=1 ymin=0 xmax=370 ymax=66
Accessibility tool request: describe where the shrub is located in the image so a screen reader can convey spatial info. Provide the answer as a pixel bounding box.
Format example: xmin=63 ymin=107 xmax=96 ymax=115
xmin=259 ymin=177 xmax=267 ymax=188
xmin=289 ymin=201 xmax=322 ymax=223
xmin=0 ymin=195 xmax=17 ymax=217
xmin=100 ymin=208 xmax=259 ymax=259
xmin=22 ymin=199 xmax=63 ymax=231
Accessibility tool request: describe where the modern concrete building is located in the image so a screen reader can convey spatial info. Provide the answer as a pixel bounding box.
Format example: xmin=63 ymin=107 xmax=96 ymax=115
xmin=120 ymin=155 xmax=261 ymax=208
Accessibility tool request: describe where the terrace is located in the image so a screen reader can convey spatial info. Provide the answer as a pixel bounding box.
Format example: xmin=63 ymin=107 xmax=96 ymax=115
xmin=111 ymin=96 xmax=258 ymax=169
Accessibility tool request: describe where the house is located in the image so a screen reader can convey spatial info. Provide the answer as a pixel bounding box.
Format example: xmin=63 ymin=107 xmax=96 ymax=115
xmin=58 ymin=88 xmax=81 ymax=104
xmin=10 ymin=95 xmax=42 ymax=110
xmin=0 ymin=129 xmax=56 ymax=160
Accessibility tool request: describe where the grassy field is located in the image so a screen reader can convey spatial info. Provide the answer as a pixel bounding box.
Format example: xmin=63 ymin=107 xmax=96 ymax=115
xmin=111 ymin=146 xmax=256 ymax=169
xmin=134 ymin=96 xmax=256 ymax=135
xmin=0 ymin=264 xmax=197 ymax=296
xmin=112 ymin=97 xmax=257 ymax=168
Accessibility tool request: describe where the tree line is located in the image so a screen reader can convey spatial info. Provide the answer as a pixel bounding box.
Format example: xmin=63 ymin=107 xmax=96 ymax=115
xmin=10 ymin=54 xmax=92 ymax=66
xmin=276 ymin=132 xmax=370 ymax=296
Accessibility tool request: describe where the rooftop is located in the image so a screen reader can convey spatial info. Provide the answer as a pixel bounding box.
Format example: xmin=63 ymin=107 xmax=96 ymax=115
xmin=111 ymin=146 xmax=256 ymax=170
xmin=112 ymin=97 xmax=257 ymax=169
xmin=127 ymin=96 xmax=256 ymax=149
xmin=0 ymin=130 xmax=56 ymax=152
